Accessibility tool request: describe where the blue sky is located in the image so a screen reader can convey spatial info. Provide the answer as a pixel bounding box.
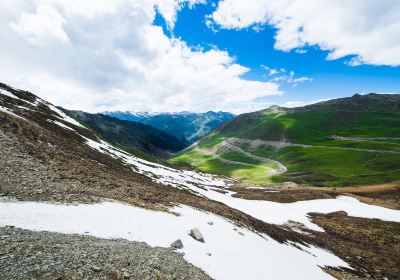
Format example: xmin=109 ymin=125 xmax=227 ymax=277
xmin=156 ymin=2 xmax=400 ymax=108
xmin=1 ymin=1 xmax=399 ymax=113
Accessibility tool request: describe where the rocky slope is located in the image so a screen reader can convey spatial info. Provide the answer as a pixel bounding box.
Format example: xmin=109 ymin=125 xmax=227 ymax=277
xmin=0 ymin=226 xmax=210 ymax=280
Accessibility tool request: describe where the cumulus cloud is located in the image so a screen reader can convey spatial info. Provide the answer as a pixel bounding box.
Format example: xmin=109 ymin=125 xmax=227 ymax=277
xmin=154 ymin=0 xmax=206 ymax=30
xmin=10 ymin=4 xmax=70 ymax=45
xmin=208 ymin=0 xmax=400 ymax=66
xmin=0 ymin=0 xmax=281 ymax=113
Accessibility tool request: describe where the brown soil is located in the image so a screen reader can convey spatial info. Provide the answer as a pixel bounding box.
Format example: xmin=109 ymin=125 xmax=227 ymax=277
xmin=231 ymin=182 xmax=400 ymax=209
xmin=308 ymin=211 xmax=400 ymax=280
xmin=0 ymin=109 xmax=307 ymax=246
xmin=338 ymin=181 xmax=400 ymax=193
xmin=231 ymin=187 xmax=336 ymax=203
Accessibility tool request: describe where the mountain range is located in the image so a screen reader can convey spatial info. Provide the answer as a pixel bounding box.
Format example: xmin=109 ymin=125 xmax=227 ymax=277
xmin=104 ymin=111 xmax=235 ymax=145
xmin=66 ymin=110 xmax=185 ymax=160
xmin=1 ymin=82 xmax=400 ymax=279
xmin=171 ymin=93 xmax=400 ymax=187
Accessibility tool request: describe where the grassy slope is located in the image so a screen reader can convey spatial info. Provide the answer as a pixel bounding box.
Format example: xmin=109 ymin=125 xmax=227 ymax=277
xmin=171 ymin=149 xmax=274 ymax=184
xmin=171 ymin=94 xmax=400 ymax=187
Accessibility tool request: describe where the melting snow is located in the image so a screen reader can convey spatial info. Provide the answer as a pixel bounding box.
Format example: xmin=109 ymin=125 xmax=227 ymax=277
xmin=46 ymin=104 xmax=86 ymax=129
xmin=0 ymin=105 xmax=27 ymax=120
xmin=1 ymin=98 xmax=399 ymax=278
xmin=85 ymin=137 xmax=228 ymax=193
xmin=0 ymin=200 xmax=346 ymax=280
xmin=0 ymin=89 xmax=20 ymax=100
xmin=0 ymin=88 xmax=38 ymax=107
xmin=48 ymin=119 xmax=75 ymax=131
xmin=84 ymin=137 xmax=400 ymax=231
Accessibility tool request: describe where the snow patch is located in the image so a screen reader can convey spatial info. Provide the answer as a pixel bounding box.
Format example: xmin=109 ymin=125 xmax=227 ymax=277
xmin=0 ymin=105 xmax=27 ymax=120
xmin=84 ymin=137 xmax=228 ymax=193
xmin=48 ymin=119 xmax=75 ymax=131
xmin=0 ymin=89 xmax=19 ymax=99
xmin=0 ymin=200 xmax=346 ymax=279
xmin=0 ymin=88 xmax=38 ymax=107
xmin=16 ymin=105 xmax=35 ymax=112
xmin=84 ymin=137 xmax=400 ymax=231
xmin=46 ymin=104 xmax=86 ymax=128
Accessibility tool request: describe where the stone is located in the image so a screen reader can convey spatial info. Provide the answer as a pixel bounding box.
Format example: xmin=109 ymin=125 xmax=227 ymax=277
xmin=207 ymin=221 xmax=213 ymax=225
xmin=189 ymin=228 xmax=204 ymax=243
xmin=91 ymin=265 xmax=101 ymax=272
xmin=171 ymin=239 xmax=183 ymax=249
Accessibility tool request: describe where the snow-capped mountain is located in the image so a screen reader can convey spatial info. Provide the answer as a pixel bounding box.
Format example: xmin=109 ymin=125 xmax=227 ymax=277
xmin=104 ymin=111 xmax=235 ymax=145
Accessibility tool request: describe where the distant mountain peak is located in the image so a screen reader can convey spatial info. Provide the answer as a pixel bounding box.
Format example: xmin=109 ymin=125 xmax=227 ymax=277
xmin=266 ymin=105 xmax=285 ymax=113
xmin=104 ymin=111 xmax=235 ymax=145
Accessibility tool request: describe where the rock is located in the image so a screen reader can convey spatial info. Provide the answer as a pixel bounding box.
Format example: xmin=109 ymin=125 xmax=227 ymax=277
xmin=171 ymin=239 xmax=183 ymax=249
xmin=207 ymin=221 xmax=213 ymax=225
xmin=207 ymin=253 xmax=211 ymax=256
xmin=122 ymin=272 xmax=130 ymax=279
xmin=189 ymin=228 xmax=204 ymax=243
xmin=326 ymin=211 xmax=348 ymax=217
xmin=90 ymin=265 xmax=101 ymax=272
xmin=238 ymin=232 xmax=244 ymax=236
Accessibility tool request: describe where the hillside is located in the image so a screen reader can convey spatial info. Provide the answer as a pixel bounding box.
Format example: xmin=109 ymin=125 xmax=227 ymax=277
xmin=105 ymin=111 xmax=234 ymax=145
xmin=1 ymin=83 xmax=400 ymax=279
xmin=67 ymin=110 xmax=185 ymax=160
xmin=171 ymin=94 xmax=400 ymax=187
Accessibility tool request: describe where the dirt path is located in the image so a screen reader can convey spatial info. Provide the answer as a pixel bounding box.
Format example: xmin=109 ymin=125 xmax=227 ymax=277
xmin=220 ymin=141 xmax=287 ymax=173
xmin=193 ymin=143 xmax=286 ymax=175
xmin=194 ymin=144 xmax=265 ymax=168
xmin=231 ymin=180 xmax=400 ymax=209
xmin=337 ymin=181 xmax=400 ymax=193
xmin=227 ymin=138 xmax=400 ymax=154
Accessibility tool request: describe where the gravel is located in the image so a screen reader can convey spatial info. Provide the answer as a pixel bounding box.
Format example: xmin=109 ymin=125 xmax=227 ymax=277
xmin=0 ymin=227 xmax=211 ymax=280
xmin=0 ymin=130 xmax=99 ymax=204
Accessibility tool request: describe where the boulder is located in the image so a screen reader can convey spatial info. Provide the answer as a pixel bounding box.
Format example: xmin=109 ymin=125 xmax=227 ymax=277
xmin=189 ymin=228 xmax=204 ymax=243
xmin=170 ymin=239 xmax=183 ymax=249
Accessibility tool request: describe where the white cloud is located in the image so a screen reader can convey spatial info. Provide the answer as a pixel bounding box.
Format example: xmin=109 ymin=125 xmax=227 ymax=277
xmin=10 ymin=4 xmax=70 ymax=46
xmin=262 ymin=66 xmax=279 ymax=76
xmin=154 ymin=0 xmax=206 ymax=30
xmin=264 ymin=68 xmax=312 ymax=87
xmin=0 ymin=0 xmax=281 ymax=113
xmin=208 ymin=0 xmax=400 ymax=66
xmin=295 ymin=49 xmax=307 ymax=54
xmin=282 ymin=98 xmax=329 ymax=108
xmin=269 ymin=69 xmax=278 ymax=76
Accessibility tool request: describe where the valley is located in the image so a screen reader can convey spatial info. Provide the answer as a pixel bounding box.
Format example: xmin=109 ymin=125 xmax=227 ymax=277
xmin=172 ymin=95 xmax=400 ymax=187
xmin=104 ymin=111 xmax=234 ymax=145
xmin=1 ymin=83 xmax=400 ymax=279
